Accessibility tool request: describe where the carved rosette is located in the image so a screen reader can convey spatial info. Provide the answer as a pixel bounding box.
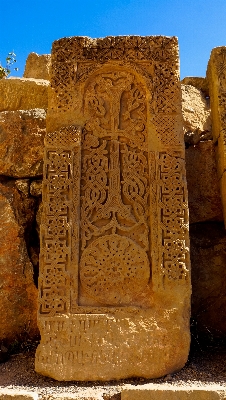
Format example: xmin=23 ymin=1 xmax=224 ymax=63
xmin=80 ymin=234 xmax=149 ymax=305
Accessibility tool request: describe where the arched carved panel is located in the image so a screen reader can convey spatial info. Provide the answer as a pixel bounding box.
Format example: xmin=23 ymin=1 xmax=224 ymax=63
xmin=79 ymin=70 xmax=150 ymax=306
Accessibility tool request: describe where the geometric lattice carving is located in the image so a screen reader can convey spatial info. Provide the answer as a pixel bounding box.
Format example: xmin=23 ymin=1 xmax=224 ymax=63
xmin=36 ymin=36 xmax=191 ymax=382
xmin=149 ymin=151 xmax=189 ymax=287
xmin=158 ymin=153 xmax=189 ymax=281
xmin=39 ymin=126 xmax=81 ymax=315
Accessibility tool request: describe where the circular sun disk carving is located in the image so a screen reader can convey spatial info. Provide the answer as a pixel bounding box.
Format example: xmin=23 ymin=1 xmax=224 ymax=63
xmin=80 ymin=234 xmax=150 ymax=305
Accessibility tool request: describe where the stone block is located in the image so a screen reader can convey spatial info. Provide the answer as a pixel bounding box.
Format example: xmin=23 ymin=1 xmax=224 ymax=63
xmin=23 ymin=52 xmax=51 ymax=80
xmin=181 ymin=77 xmax=209 ymax=97
xmin=122 ymin=387 xmax=226 ymax=400
xmin=207 ymin=47 xmax=226 ymax=225
xmin=185 ymin=141 xmax=223 ymax=223
xmin=35 ymin=35 xmax=190 ymax=381
xmin=181 ymin=84 xmax=211 ymax=144
xmin=0 ymin=78 xmax=49 ymax=112
xmin=0 ymin=180 xmax=38 ymax=344
xmin=0 ymin=109 xmax=46 ymax=177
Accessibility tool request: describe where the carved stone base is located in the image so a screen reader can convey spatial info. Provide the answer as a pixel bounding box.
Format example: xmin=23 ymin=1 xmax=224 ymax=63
xmin=35 ymin=308 xmax=190 ymax=381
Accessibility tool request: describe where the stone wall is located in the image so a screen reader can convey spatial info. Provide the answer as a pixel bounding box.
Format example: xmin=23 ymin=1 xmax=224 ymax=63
xmin=0 ymin=65 xmax=48 ymax=347
xmin=0 ymin=49 xmax=225 ymax=352
xmin=182 ymin=74 xmax=226 ymax=345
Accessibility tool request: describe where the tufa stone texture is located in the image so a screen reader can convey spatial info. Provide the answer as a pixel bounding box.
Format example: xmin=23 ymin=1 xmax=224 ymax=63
xmin=181 ymin=76 xmax=209 ymax=97
xmin=0 ymin=78 xmax=49 ymax=112
xmin=0 ymin=109 xmax=46 ymax=177
xmin=0 ymin=179 xmax=38 ymax=345
xmin=23 ymin=52 xmax=51 ymax=81
xmin=36 ymin=36 xmax=191 ymax=381
xmin=181 ymin=84 xmax=212 ymax=146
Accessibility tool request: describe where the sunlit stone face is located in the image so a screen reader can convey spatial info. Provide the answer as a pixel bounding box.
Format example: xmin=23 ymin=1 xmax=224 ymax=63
xmin=35 ymin=35 xmax=191 ymax=381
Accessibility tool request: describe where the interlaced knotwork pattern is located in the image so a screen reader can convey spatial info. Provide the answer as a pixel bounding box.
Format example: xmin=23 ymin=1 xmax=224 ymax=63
xmin=50 ymin=36 xmax=179 ymax=113
xmin=150 ymin=152 xmax=189 ymax=283
xmin=39 ymin=126 xmax=81 ymax=315
xmin=80 ymin=71 xmax=150 ymax=304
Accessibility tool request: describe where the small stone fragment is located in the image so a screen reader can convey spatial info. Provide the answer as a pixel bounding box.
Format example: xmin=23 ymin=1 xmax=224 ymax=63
xmin=15 ymin=179 xmax=30 ymax=196
xmin=0 ymin=109 xmax=46 ymax=177
xmin=0 ymin=78 xmax=49 ymax=112
xmin=23 ymin=52 xmax=51 ymax=80
xmin=181 ymin=76 xmax=209 ymax=97
xmin=181 ymin=84 xmax=211 ymax=140
xmin=30 ymin=180 xmax=42 ymax=197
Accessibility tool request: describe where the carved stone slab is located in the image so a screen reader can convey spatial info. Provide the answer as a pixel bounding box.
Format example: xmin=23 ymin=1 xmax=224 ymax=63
xmin=35 ymin=36 xmax=191 ymax=381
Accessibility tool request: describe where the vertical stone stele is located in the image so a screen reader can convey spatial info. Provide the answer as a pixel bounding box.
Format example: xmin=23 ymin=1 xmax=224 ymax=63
xmin=35 ymin=36 xmax=191 ymax=381
xmin=207 ymin=47 xmax=226 ymax=226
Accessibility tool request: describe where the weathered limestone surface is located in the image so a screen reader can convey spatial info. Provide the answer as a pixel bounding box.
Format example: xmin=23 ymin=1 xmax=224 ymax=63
xmin=122 ymin=387 xmax=226 ymax=400
xmin=185 ymin=141 xmax=223 ymax=224
xmin=207 ymin=47 xmax=226 ymax=225
xmin=0 ymin=109 xmax=46 ymax=177
xmin=181 ymin=76 xmax=209 ymax=96
xmin=23 ymin=52 xmax=51 ymax=81
xmin=0 ymin=78 xmax=49 ymax=112
xmin=36 ymin=36 xmax=191 ymax=381
xmin=181 ymin=84 xmax=212 ymax=145
xmin=0 ymin=179 xmax=38 ymax=345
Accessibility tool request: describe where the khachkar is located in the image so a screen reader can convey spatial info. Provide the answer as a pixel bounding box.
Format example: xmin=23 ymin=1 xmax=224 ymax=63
xmin=207 ymin=47 xmax=226 ymax=226
xmin=35 ymin=36 xmax=191 ymax=380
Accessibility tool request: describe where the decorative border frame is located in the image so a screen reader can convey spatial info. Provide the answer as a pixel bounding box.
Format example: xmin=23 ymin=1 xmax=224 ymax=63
xmin=38 ymin=36 xmax=190 ymax=317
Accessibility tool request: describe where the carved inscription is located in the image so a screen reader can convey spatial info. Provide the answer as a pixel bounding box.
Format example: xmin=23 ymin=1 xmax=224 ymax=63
xmin=36 ymin=316 xmax=163 ymax=367
xmin=79 ymin=71 xmax=150 ymax=305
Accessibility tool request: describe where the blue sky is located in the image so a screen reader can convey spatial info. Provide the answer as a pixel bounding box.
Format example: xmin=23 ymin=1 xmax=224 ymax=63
xmin=0 ymin=0 xmax=226 ymax=79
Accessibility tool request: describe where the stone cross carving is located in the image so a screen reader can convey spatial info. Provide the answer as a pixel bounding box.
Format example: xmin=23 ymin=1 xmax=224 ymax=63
xmin=35 ymin=36 xmax=191 ymax=381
